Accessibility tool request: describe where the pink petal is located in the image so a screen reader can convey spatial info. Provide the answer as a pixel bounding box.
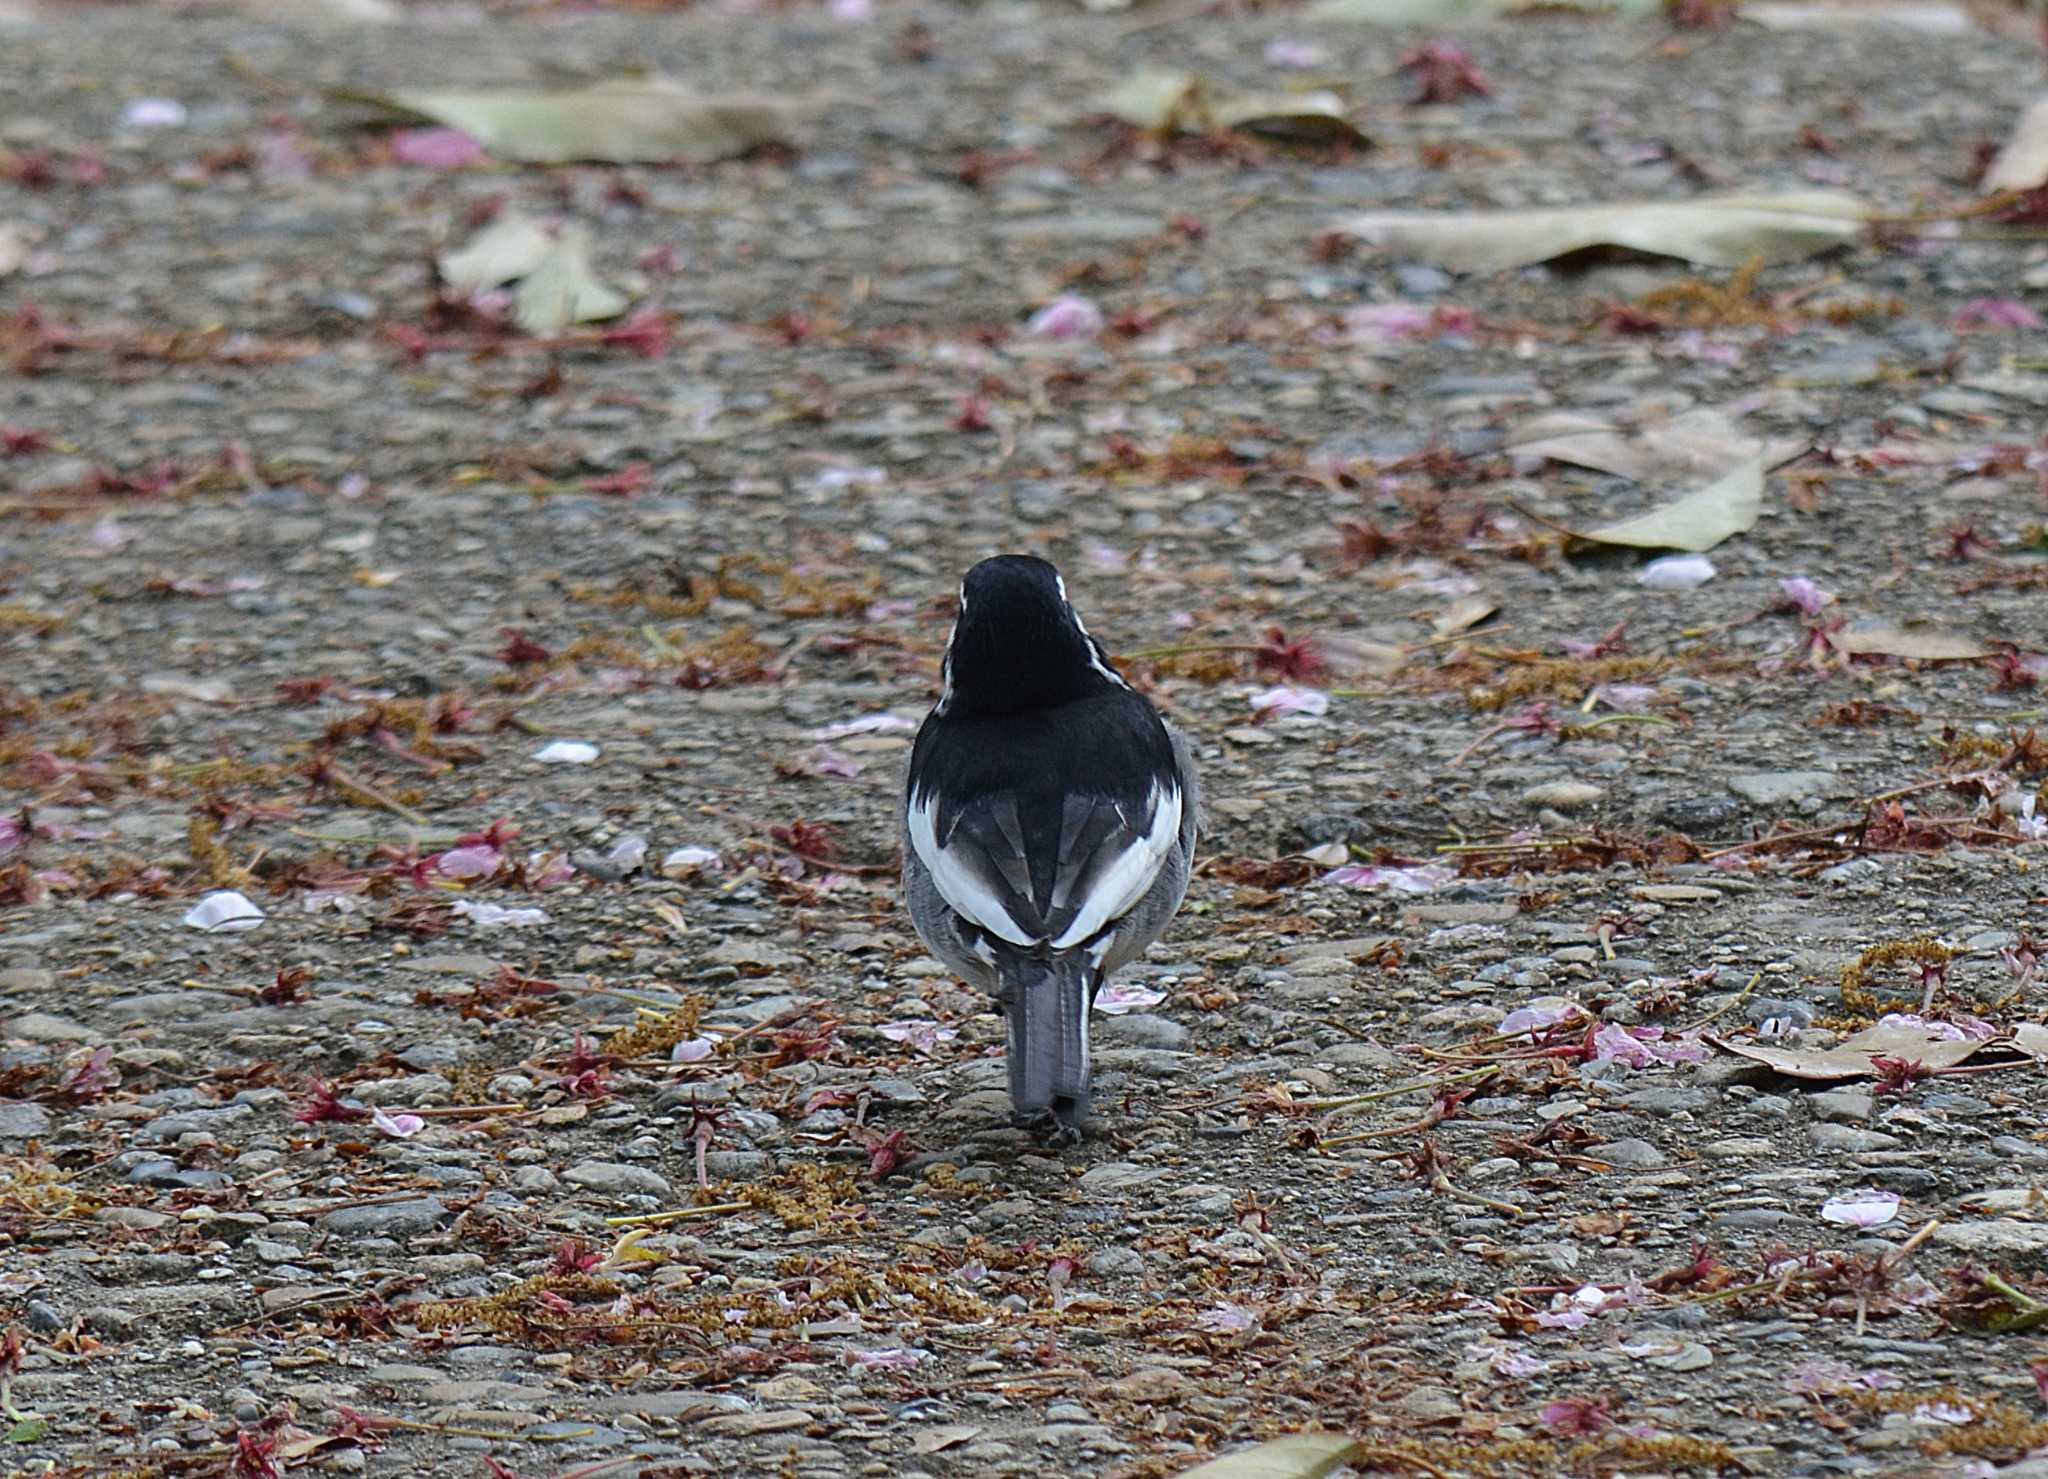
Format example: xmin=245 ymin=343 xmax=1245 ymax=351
xmin=1263 ymin=39 xmax=1327 ymax=68
xmin=433 ymin=844 xmax=502 ymax=880
xmin=1095 ymin=981 xmax=1168 ymax=1015
xmin=1248 ymin=684 xmax=1331 ymax=717
xmin=1025 ymin=295 xmax=1105 ymax=341
xmin=1953 ymin=297 xmax=2045 ymax=331
xmin=390 ymin=127 xmax=487 ymax=169
xmin=371 ymin=1107 xmax=424 ymax=1138
xmin=1778 ymin=576 xmax=1833 ymax=615
xmin=1819 ymin=1189 xmax=1900 ymax=1228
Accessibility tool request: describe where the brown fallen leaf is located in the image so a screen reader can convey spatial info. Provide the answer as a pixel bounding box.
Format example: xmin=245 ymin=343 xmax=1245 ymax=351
xmin=1830 ymin=625 xmax=1989 ymax=662
xmin=1174 ymin=1432 xmax=1365 ymax=1479
xmin=1507 ymin=406 xmax=1805 ymax=484
xmin=1984 ymin=95 xmax=2048 ymax=194
xmin=1709 ymin=1019 xmax=1988 ymax=1080
xmin=911 ymin=1425 xmax=983 ymax=1456
xmin=1432 ymin=595 xmax=1498 ymax=638
xmin=1566 ymin=458 xmax=1764 ymax=553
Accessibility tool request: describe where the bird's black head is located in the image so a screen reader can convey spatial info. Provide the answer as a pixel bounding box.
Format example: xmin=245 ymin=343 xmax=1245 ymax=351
xmin=939 ymin=554 xmax=1128 ymax=718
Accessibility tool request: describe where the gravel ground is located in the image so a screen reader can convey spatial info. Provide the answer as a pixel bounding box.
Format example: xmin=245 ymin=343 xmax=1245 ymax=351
xmin=4 ymin=2 xmax=2048 ymax=1477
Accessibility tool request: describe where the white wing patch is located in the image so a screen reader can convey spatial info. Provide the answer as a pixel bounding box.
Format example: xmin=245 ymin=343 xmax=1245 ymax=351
xmin=1050 ymin=782 xmax=1180 ymax=950
xmin=905 ymin=792 xmax=1037 ymax=948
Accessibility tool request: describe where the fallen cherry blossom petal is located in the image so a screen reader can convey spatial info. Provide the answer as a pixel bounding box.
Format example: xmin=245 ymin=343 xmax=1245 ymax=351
xmin=1026 ymin=294 xmax=1105 ymax=340
xmin=1953 ymin=297 xmax=2044 ymax=331
xmin=606 ymin=834 xmax=649 ymax=871
xmin=670 ymin=1036 xmax=718 ymax=1063
xmin=389 ymin=127 xmax=487 ymax=169
xmin=847 ymin=1347 xmax=926 ymax=1369
xmin=1264 ymin=38 xmax=1327 ymax=68
xmin=1248 ymin=684 xmax=1331 ymax=717
xmin=533 ymin=740 xmax=600 ymax=764
xmin=1194 ymin=1301 xmax=1262 ymax=1333
xmin=1499 ymin=999 xmax=1582 ymax=1035
xmin=433 ymin=844 xmax=502 ymax=880
xmin=1322 ymin=863 xmax=1457 ymax=893
xmin=1819 ymin=1188 xmax=1900 ymax=1227
xmin=1637 ymin=553 xmax=1718 ymax=590
xmin=1912 ymin=1402 xmax=1976 ymax=1426
xmin=662 ymin=845 xmax=724 ymax=875
xmin=1778 ymin=575 xmax=1834 ymax=614
xmin=452 ymin=900 xmax=549 ymax=927
xmin=371 ymin=1107 xmax=425 ymax=1138
xmin=120 ymin=97 xmax=187 ymax=129
xmin=183 ymin=890 xmax=265 ymax=932
xmin=878 ymin=1019 xmax=959 ymax=1051
xmin=812 ymin=713 xmax=918 ymax=740
xmin=1095 ymin=980 xmax=1168 ymax=1015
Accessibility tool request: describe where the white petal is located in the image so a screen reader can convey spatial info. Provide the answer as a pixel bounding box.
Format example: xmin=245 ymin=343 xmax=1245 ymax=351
xmin=183 ymin=891 xmax=265 ymax=932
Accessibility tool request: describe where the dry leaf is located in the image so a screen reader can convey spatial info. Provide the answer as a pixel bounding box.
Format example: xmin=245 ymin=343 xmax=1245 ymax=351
xmin=1175 ymin=1433 xmax=1365 ymax=1479
xmin=1830 ymin=625 xmax=1988 ymax=662
xmin=439 ymin=214 xmax=555 ymax=293
xmin=438 ymin=217 xmax=630 ymax=333
xmin=1432 ymin=595 xmax=1498 ymax=637
xmin=1319 ymin=633 xmax=1407 ymax=679
xmin=1568 ymin=458 xmax=1764 ymax=553
xmin=1984 ymin=95 xmax=2048 ymax=195
xmin=511 ymin=227 xmax=628 ymax=333
xmin=2012 ymin=1023 xmax=2048 ymax=1061
xmin=911 ymin=1426 xmax=983 ymax=1456
xmin=1709 ymin=1020 xmax=1989 ymax=1081
xmin=1103 ymin=72 xmax=1367 ymax=146
xmin=358 ymin=75 xmax=795 ymax=165
xmin=1507 ymin=406 xmax=1805 ymax=484
xmin=1741 ymin=0 xmax=1976 ymax=33
xmin=1337 ymin=192 xmax=1872 ymax=272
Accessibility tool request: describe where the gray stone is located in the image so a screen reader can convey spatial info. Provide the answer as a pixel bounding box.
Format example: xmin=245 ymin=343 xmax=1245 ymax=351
xmin=1094 ymin=1013 xmax=1189 ymax=1050
xmin=0 ymin=1100 xmax=52 ymax=1140
xmin=1810 ymin=1123 xmax=1901 ymax=1152
xmin=1077 ymin=1162 xmax=1169 ymax=1193
xmin=1087 ymin=1246 xmax=1146 ymax=1276
xmin=1657 ymin=795 xmax=1745 ymax=833
xmin=318 ymin=1197 xmax=448 ymax=1237
xmin=1807 ymin=1089 xmax=1874 ymax=1123
xmin=1727 ymin=771 xmax=1848 ymax=807
xmin=6 ymin=1012 xmax=95 ymax=1043
xmin=1932 ymin=1220 xmax=2048 ymax=1256
xmin=562 ymin=1161 xmax=674 ymax=1200
xmin=1597 ymin=1138 xmax=1667 ymax=1170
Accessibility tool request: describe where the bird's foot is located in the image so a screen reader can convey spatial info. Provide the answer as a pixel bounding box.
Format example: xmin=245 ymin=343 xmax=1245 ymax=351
xmin=1010 ymin=1101 xmax=1087 ymax=1147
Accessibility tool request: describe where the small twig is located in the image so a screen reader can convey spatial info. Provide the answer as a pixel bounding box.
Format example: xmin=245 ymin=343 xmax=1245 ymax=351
xmin=321 ymin=763 xmax=428 ymax=825
xmin=410 ymin=1103 xmax=526 ymax=1118
xmin=603 ymin=1201 xmax=750 ymax=1228
xmin=1432 ymin=1174 xmax=1522 ymax=1220
xmin=1299 ymin=1065 xmax=1500 ymax=1117
xmin=1682 ymin=972 xmax=1760 ymax=1034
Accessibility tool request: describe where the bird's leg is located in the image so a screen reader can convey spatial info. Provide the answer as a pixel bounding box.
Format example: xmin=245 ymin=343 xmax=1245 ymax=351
xmin=1047 ymin=1092 xmax=1087 ymax=1146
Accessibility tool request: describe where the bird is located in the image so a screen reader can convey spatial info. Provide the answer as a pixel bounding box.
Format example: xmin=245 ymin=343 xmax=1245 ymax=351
xmin=901 ymin=554 xmax=1198 ymax=1145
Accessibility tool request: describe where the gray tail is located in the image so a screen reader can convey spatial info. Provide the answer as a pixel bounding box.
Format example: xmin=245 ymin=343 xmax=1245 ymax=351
xmin=997 ymin=953 xmax=1093 ymax=1137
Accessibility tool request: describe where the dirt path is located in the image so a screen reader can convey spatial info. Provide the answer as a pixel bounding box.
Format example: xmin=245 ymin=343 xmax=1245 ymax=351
xmin=3 ymin=2 xmax=2047 ymax=1476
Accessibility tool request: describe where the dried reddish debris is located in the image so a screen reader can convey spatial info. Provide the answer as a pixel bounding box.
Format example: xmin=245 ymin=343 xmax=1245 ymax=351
xmin=1399 ymin=41 xmax=1491 ymax=104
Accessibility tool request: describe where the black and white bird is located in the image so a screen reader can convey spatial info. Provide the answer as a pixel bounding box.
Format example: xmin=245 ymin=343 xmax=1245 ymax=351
xmin=902 ymin=555 xmax=1198 ymax=1144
